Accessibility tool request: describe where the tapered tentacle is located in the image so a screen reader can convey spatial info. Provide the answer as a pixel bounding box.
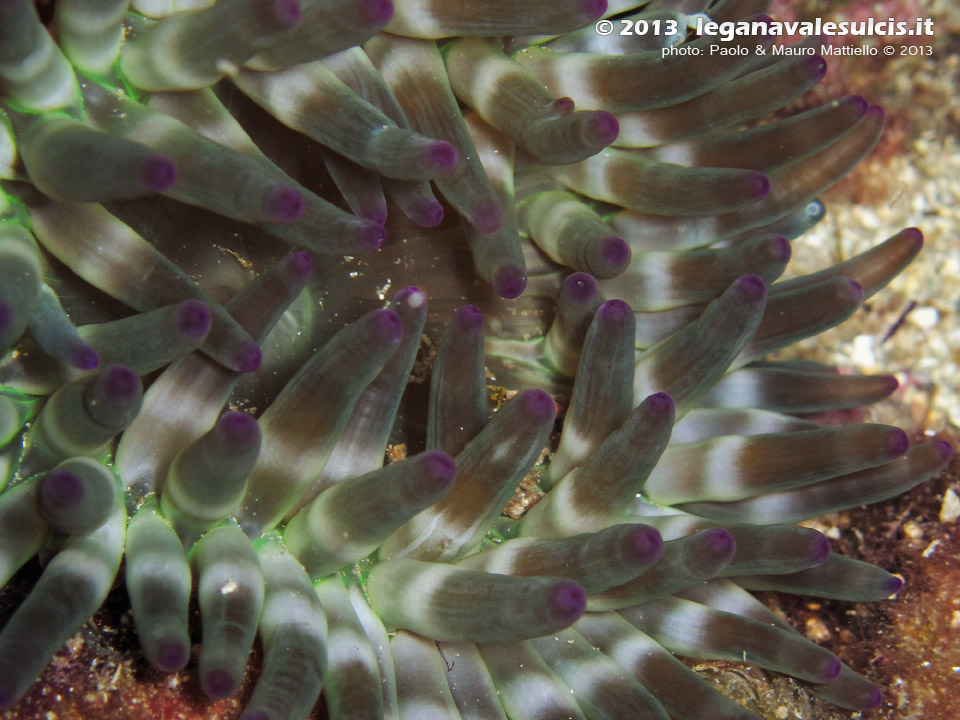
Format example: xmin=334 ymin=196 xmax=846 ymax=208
xmin=0 ymin=495 xmax=124 ymax=711
xmin=445 ymin=39 xmax=618 ymax=164
xmin=77 ymin=300 xmax=212 ymax=377
xmin=0 ymin=223 xmax=42 ymax=355
xmin=367 ymin=559 xmax=585 ymax=642
xmin=554 ymin=147 xmax=770 ymax=216
xmin=426 ymin=305 xmax=488 ymax=457
xmin=238 ymin=309 xmax=403 ymax=535
xmin=438 ymin=641 xmax=508 ymax=720
xmin=119 ymin=0 xmax=303 ymax=91
xmin=24 ymin=198 xmax=262 ymax=373
xmin=601 ymin=235 xmax=790 ymax=311
xmin=700 ymin=364 xmax=898 ymax=414
xmin=116 ymin=251 xmax=311 ymax=501
xmin=390 ymin=631 xmax=462 ymax=720
xmin=367 ymin=34 xmax=503 ymax=233
xmin=233 ymin=61 xmax=457 ymax=181
xmin=456 ymin=523 xmax=663 ymax=595
xmin=587 ymin=529 xmax=738 ymax=611
xmin=518 ymin=191 xmax=631 ymax=278
xmin=574 ymin=611 xmax=761 ymax=720
xmin=541 ymin=296 xmax=634 ymax=488
xmin=542 ymin=273 xmax=605 ymax=377
xmin=125 ymin=502 xmax=192 ymax=672
xmin=314 ymin=579 xmax=389 ymax=720
xmin=523 ymin=393 xmax=674 ymax=537
xmin=677 ymin=440 xmax=953 ymax=523
xmin=302 ymin=287 xmax=427 ymax=499
xmin=0 ymin=0 xmax=80 ymax=112
xmin=24 ymin=285 xmax=100 ymax=371
xmin=731 ymin=553 xmax=905 ymax=601
xmin=247 ymin=0 xmax=393 ymax=70
xmin=380 ymin=389 xmax=556 ymax=562
xmin=11 ymin=113 xmax=177 ymax=202
xmin=634 ymin=275 xmax=767 ymax=410
xmin=643 ymin=424 xmax=909 ymax=504
xmin=612 ymin=55 xmax=826 ymax=148
xmin=515 ymin=20 xmax=773 ymax=112
xmin=619 ymin=596 xmax=843 ymax=684
xmin=284 ymin=451 xmax=456 ymax=578
xmin=53 ymin=0 xmax=129 ymax=75
xmin=476 ymin=641 xmax=588 ymax=720
xmin=192 ymin=525 xmax=264 ymax=700
xmin=36 ymin=457 xmax=119 ymax=536
xmin=161 ymin=410 xmax=262 ymax=547
xmin=384 ymin=0 xmax=607 ymax=38
xmin=463 ymin=114 xmax=528 ymax=298
xmin=242 ymin=536 xmax=327 ymax=720
xmin=20 ymin=365 xmax=142 ymax=476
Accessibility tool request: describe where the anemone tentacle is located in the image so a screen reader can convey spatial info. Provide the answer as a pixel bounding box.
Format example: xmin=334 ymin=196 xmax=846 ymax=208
xmin=0 ymin=1 xmax=953 ymax=718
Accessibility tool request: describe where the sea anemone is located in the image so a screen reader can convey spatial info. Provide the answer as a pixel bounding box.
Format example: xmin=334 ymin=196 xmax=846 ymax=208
xmin=0 ymin=0 xmax=953 ymax=718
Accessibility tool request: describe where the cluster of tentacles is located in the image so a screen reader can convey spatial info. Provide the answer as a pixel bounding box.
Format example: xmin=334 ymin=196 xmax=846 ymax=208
xmin=0 ymin=0 xmax=954 ymax=718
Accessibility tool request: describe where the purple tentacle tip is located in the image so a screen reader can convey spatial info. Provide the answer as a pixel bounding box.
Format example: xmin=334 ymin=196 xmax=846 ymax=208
xmin=41 ymin=469 xmax=84 ymax=509
xmin=368 ymin=309 xmax=404 ymax=344
xmin=174 ymin=300 xmax=212 ymax=340
xmin=202 ymin=668 xmax=238 ymax=700
xmin=427 ymin=141 xmax=457 ymax=173
xmin=580 ymin=0 xmax=607 ymax=18
xmin=597 ymin=298 xmax=632 ymax=324
xmin=769 ymin=236 xmax=792 ymax=264
xmin=266 ymin=184 xmax=304 ymax=223
xmin=701 ymin=528 xmax=737 ymax=562
xmin=454 ymin=304 xmax=484 ymax=332
xmin=413 ymin=199 xmax=444 ymax=227
xmin=548 ymin=580 xmax=586 ymax=623
xmin=154 ymin=640 xmax=189 ymax=672
xmin=849 ymin=95 xmax=869 ymax=115
xmin=518 ymin=389 xmax=556 ymax=423
xmin=363 ymin=0 xmax=394 ymax=24
xmin=862 ymin=684 xmax=884 ymax=710
xmin=644 ymin=391 xmax=675 ymax=417
xmin=563 ymin=272 xmax=598 ymax=304
xmin=585 ymin=111 xmax=619 ymax=146
xmin=934 ymin=439 xmax=954 ymax=461
xmin=884 ymin=575 xmax=904 ymax=596
xmin=866 ymin=105 xmax=885 ymax=121
xmin=630 ymin=525 xmax=663 ymax=563
xmin=903 ymin=226 xmax=924 ymax=248
xmin=470 ymin=200 xmax=503 ymax=235
xmin=100 ymin=365 xmax=140 ymax=399
xmin=421 ymin=450 xmax=457 ymax=492
xmin=805 ymin=55 xmax=827 ymax=79
xmin=272 ymin=0 xmax=301 ymax=27
xmin=140 ymin=154 xmax=178 ymax=193
xmin=361 ymin=221 xmax=388 ymax=250
xmin=395 ymin=286 xmax=426 ymax=310
xmin=748 ymin=172 xmax=771 ymax=201
xmin=217 ymin=410 xmax=259 ymax=445
xmin=810 ymin=534 xmax=831 ymax=564
xmin=886 ymin=428 xmax=910 ymax=458
xmin=733 ymin=274 xmax=766 ymax=303
xmin=552 ymin=96 xmax=576 ymax=115
xmin=71 ymin=344 xmax=100 ymax=371
xmin=285 ymin=251 xmax=314 ymax=282
xmin=600 ymin=236 xmax=630 ymax=268
xmin=822 ymin=657 xmax=843 ymax=682
xmin=492 ymin=265 xmax=527 ymax=299
xmin=232 ymin=341 xmax=263 ymax=374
